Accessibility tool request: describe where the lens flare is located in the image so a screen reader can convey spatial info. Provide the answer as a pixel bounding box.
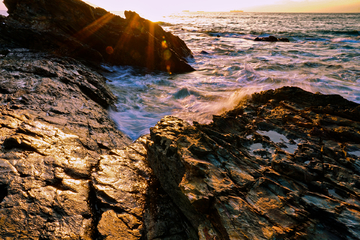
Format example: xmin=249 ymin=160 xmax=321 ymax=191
xmin=106 ymin=46 xmax=114 ymax=54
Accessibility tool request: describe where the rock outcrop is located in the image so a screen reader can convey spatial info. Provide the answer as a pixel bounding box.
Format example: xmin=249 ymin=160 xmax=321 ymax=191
xmin=1 ymin=48 xmax=360 ymax=239
xmin=0 ymin=49 xmax=149 ymax=239
xmin=147 ymin=87 xmax=360 ymax=239
xmin=1 ymin=0 xmax=194 ymax=73
xmin=255 ymin=36 xmax=290 ymax=42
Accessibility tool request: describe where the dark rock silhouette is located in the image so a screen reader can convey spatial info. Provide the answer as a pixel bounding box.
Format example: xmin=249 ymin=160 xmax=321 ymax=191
xmin=1 ymin=0 xmax=194 ymax=73
xmin=255 ymin=35 xmax=290 ymax=42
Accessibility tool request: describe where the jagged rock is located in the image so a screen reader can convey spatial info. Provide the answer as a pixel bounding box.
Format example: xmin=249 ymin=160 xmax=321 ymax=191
xmin=0 ymin=110 xmax=94 ymax=239
xmin=0 ymin=49 xmax=135 ymax=239
xmin=1 ymin=0 xmax=194 ymax=73
xmin=255 ymin=35 xmax=290 ymax=42
xmin=1 ymin=45 xmax=360 ymax=239
xmin=0 ymin=49 xmax=130 ymax=150
xmin=147 ymin=87 xmax=360 ymax=239
xmin=92 ymin=136 xmax=152 ymax=239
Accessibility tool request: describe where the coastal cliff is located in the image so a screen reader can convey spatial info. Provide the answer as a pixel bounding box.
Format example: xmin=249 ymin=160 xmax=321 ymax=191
xmin=0 ymin=1 xmax=360 ymax=239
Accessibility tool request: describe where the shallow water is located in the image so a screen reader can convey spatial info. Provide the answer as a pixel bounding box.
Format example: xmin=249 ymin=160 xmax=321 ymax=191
xmin=95 ymin=13 xmax=358 ymax=139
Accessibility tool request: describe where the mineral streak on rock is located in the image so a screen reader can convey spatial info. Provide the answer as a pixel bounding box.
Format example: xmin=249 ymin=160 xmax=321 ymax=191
xmin=1 ymin=0 xmax=194 ymax=73
xmin=147 ymin=87 xmax=360 ymax=239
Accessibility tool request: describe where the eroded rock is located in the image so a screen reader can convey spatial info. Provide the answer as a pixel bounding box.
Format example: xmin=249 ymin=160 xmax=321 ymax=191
xmin=1 ymin=45 xmax=360 ymax=239
xmin=92 ymin=136 xmax=152 ymax=239
xmin=147 ymin=87 xmax=360 ymax=239
xmin=0 ymin=108 xmax=94 ymax=239
xmin=0 ymin=49 xmax=137 ymax=239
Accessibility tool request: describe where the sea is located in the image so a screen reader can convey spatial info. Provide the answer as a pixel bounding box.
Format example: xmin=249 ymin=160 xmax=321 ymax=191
xmin=2 ymin=10 xmax=360 ymax=140
xmin=105 ymin=12 xmax=360 ymax=139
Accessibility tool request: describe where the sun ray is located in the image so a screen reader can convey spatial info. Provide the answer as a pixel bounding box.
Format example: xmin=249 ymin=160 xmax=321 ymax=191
xmin=111 ymin=14 xmax=171 ymax=71
xmin=73 ymin=12 xmax=114 ymax=41
xmin=146 ymin=22 xmax=155 ymax=71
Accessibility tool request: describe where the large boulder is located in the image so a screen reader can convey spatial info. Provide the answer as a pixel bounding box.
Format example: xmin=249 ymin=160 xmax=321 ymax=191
xmin=1 ymin=0 xmax=194 ymax=73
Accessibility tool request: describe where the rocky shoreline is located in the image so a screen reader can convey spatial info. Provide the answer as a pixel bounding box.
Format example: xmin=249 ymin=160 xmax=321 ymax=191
xmin=1 ymin=0 xmax=360 ymax=239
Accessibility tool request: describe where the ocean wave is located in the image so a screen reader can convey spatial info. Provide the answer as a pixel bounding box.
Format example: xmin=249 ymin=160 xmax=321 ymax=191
xmin=104 ymin=12 xmax=360 ymax=139
xmin=173 ymin=87 xmax=201 ymax=99
xmin=203 ymin=31 xmax=245 ymax=37
xmin=316 ymin=30 xmax=360 ymax=36
xmin=255 ymin=61 xmax=345 ymax=72
xmin=331 ymin=37 xmax=360 ymax=43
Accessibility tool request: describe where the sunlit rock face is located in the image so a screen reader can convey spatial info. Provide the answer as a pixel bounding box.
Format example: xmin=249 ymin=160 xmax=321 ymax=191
xmin=0 ymin=49 xmax=136 ymax=239
xmin=0 ymin=50 xmax=360 ymax=238
xmin=93 ymin=136 xmax=152 ymax=239
xmin=147 ymin=87 xmax=360 ymax=239
xmin=1 ymin=0 xmax=194 ymax=73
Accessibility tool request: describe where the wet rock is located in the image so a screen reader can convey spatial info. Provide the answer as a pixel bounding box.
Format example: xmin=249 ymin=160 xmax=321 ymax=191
xmin=1 ymin=0 xmax=194 ymax=73
xmin=143 ymin=178 xmax=198 ymax=240
xmin=92 ymin=136 xmax=152 ymax=239
xmin=147 ymin=86 xmax=360 ymax=239
xmin=1 ymin=46 xmax=360 ymax=238
xmin=0 ymin=108 xmax=94 ymax=239
xmin=255 ymin=35 xmax=290 ymax=42
xmin=0 ymin=49 xmax=134 ymax=239
xmin=0 ymin=50 xmax=130 ymax=149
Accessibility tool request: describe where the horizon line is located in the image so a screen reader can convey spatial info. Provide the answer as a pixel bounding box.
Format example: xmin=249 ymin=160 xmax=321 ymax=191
xmin=0 ymin=8 xmax=359 ymax=14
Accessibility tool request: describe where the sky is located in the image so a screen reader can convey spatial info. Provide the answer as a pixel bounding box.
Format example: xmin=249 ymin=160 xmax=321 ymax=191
xmin=1 ymin=0 xmax=359 ymax=20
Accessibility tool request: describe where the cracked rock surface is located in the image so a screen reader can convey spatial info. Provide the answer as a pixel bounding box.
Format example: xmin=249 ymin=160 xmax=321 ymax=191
xmin=147 ymin=87 xmax=360 ymax=239
xmin=1 ymin=49 xmax=360 ymax=239
xmin=0 ymin=49 xmax=141 ymax=239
